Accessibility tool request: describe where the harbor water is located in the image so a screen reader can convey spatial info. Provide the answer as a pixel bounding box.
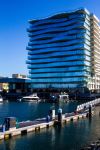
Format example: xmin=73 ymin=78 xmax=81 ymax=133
xmin=0 ymin=101 xmax=100 ymax=150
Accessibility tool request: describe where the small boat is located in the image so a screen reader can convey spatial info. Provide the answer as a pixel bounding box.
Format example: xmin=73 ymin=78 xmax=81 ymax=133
xmin=0 ymin=95 xmax=3 ymax=102
xmin=59 ymin=94 xmax=69 ymax=102
xmin=20 ymin=93 xmax=41 ymax=102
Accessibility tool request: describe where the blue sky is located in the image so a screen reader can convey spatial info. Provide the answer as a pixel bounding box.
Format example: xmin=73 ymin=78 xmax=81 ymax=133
xmin=0 ymin=0 xmax=100 ymax=77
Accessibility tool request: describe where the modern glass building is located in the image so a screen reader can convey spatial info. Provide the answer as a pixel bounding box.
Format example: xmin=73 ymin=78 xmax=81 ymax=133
xmin=26 ymin=8 xmax=100 ymax=92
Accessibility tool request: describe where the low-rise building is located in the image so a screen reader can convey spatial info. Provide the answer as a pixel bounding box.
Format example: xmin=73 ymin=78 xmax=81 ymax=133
xmin=12 ymin=74 xmax=27 ymax=79
xmin=0 ymin=75 xmax=31 ymax=99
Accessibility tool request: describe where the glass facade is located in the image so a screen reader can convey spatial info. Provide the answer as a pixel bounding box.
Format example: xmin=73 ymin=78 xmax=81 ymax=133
xmin=26 ymin=8 xmax=99 ymax=90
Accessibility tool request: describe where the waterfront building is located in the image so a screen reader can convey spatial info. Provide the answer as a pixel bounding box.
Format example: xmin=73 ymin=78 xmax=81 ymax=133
xmin=0 ymin=76 xmax=31 ymax=96
xmin=27 ymin=8 xmax=100 ymax=93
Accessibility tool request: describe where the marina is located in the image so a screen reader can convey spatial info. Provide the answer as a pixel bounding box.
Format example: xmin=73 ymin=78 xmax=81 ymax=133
xmin=0 ymin=1 xmax=100 ymax=149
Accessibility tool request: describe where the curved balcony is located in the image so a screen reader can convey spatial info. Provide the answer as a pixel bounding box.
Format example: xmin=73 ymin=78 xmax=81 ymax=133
xmin=27 ymin=60 xmax=91 ymax=69
xmin=29 ymin=66 xmax=90 ymax=73
xmin=29 ymin=13 xmax=87 ymax=27
xmin=28 ymin=49 xmax=91 ymax=60
xmin=28 ymin=33 xmax=90 ymax=46
xmin=28 ymin=71 xmax=89 ymax=79
xmin=27 ymin=44 xmax=90 ymax=56
xmin=28 ymin=22 xmax=88 ymax=37
xmin=26 ymin=55 xmax=91 ymax=65
xmin=28 ymin=17 xmax=90 ymax=33
xmin=28 ymin=22 xmax=90 ymax=37
xmin=29 ymin=28 xmax=90 ymax=42
xmin=27 ymin=45 xmax=90 ymax=55
xmin=27 ymin=39 xmax=91 ymax=50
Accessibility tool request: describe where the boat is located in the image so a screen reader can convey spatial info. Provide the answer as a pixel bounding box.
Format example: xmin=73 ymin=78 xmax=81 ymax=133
xmin=0 ymin=95 xmax=3 ymax=102
xmin=20 ymin=93 xmax=41 ymax=102
xmin=59 ymin=94 xmax=69 ymax=102
xmin=48 ymin=93 xmax=69 ymax=103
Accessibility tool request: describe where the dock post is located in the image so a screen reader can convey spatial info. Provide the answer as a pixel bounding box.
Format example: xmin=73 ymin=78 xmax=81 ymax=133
xmin=58 ymin=108 xmax=62 ymax=123
xmin=89 ymin=105 xmax=92 ymax=118
xmin=51 ymin=109 xmax=55 ymax=120
xmin=49 ymin=107 xmax=55 ymax=120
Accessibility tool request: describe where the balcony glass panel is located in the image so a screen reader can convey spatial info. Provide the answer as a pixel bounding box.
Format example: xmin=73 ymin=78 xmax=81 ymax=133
xmin=29 ymin=66 xmax=91 ymax=73
xmin=29 ymin=17 xmax=86 ymax=31
xmin=27 ymin=39 xmax=91 ymax=50
xmin=28 ymin=22 xmax=85 ymax=37
xmin=29 ymin=29 xmax=89 ymax=42
xmin=28 ymin=50 xmax=90 ymax=59
xmin=30 ymin=13 xmax=87 ymax=27
xmin=31 ymin=77 xmax=87 ymax=83
xmin=29 ymin=71 xmax=89 ymax=78
xmin=27 ymin=55 xmax=91 ymax=64
xmin=27 ymin=60 xmax=91 ymax=69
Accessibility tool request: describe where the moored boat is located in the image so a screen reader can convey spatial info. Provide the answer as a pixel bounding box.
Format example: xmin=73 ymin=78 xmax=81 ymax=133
xmin=59 ymin=94 xmax=69 ymax=102
xmin=20 ymin=93 xmax=41 ymax=102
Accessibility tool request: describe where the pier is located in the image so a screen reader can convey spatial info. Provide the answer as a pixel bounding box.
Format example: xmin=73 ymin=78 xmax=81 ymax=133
xmin=0 ymin=98 xmax=100 ymax=141
xmin=0 ymin=113 xmax=87 ymax=140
